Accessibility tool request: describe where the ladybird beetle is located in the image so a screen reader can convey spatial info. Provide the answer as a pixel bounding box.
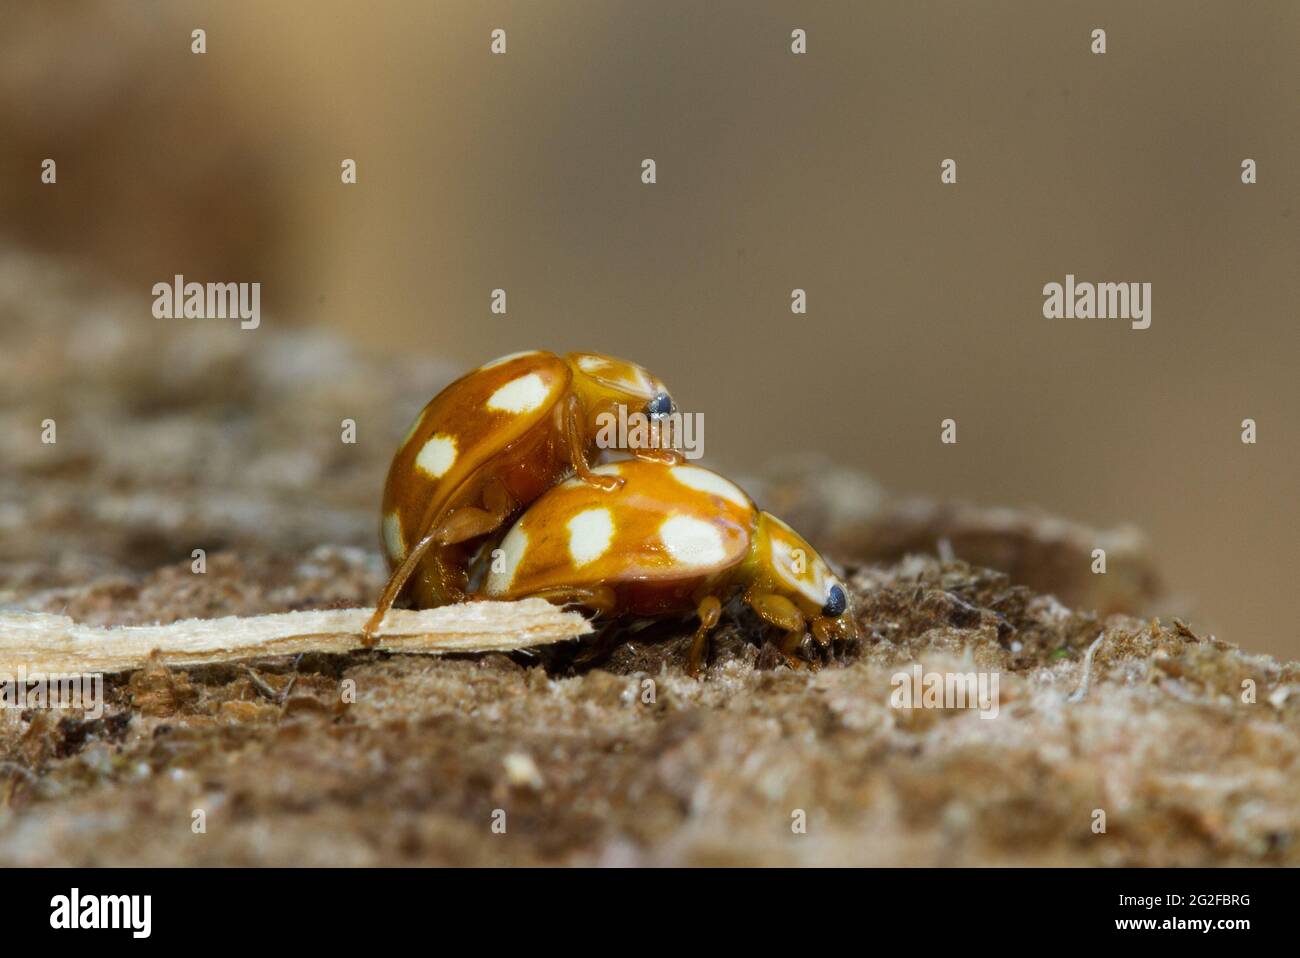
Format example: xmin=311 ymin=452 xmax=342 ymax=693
xmin=477 ymin=458 xmax=859 ymax=675
xmin=365 ymin=351 xmax=681 ymax=641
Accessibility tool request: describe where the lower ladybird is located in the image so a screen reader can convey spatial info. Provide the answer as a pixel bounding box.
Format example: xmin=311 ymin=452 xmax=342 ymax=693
xmin=474 ymin=458 xmax=858 ymax=675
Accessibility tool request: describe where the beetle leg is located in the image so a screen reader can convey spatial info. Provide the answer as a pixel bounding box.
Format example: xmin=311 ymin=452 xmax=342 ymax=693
xmin=746 ymin=592 xmax=813 ymax=670
xmin=813 ymin=600 xmax=863 ymax=649
xmin=631 ymin=446 xmax=683 ymax=465
xmin=433 ymin=507 xmax=500 ymax=545
xmin=634 ymin=414 xmax=684 ymax=463
xmin=811 ymin=617 xmax=834 ymax=647
xmin=564 ymin=394 xmax=623 ymax=492
xmin=746 ymin=592 xmax=805 ymax=633
xmin=685 ymin=595 xmax=722 ymax=679
xmin=779 ymin=629 xmax=811 ymax=669
xmin=364 ymin=535 xmax=434 ymax=643
xmin=514 ymin=584 xmax=618 ymax=617
xmin=432 ymin=477 xmax=517 ymax=545
xmin=812 ymin=614 xmax=857 ymax=647
xmin=363 ymin=480 xmax=517 ymax=644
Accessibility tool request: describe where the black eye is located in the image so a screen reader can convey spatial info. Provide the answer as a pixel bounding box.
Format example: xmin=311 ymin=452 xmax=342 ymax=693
xmin=645 ymin=392 xmax=673 ymax=417
xmin=822 ymin=584 xmax=847 ymax=617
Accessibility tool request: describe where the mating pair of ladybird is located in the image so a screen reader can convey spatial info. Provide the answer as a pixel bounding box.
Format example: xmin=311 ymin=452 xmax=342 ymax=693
xmin=366 ymin=350 xmax=856 ymax=674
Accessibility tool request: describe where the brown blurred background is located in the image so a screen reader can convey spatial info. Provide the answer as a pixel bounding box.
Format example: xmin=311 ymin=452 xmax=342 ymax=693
xmin=2 ymin=2 xmax=1297 ymax=655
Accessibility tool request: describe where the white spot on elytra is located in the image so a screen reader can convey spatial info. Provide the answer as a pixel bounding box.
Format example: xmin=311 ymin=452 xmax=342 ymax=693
xmin=480 ymin=350 xmax=542 ymax=370
xmin=415 ymin=434 xmax=457 ymax=478
xmin=487 ymin=373 xmax=549 ymax=414
xmin=766 ymin=516 xmax=830 ymax=605
xmin=659 ymin=515 xmax=726 ymax=568
xmin=383 ymin=512 xmax=405 ymax=561
xmin=575 ymin=355 xmax=654 ymax=397
xmin=628 ymin=365 xmax=654 ymax=394
xmin=669 ymin=465 xmax=750 ymax=508
xmin=567 ymin=508 xmax=614 ymax=566
xmin=485 ymin=526 xmax=529 ymax=594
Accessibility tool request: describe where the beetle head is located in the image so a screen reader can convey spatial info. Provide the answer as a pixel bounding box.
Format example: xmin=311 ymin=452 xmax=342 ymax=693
xmin=752 ymin=512 xmax=858 ymax=644
xmin=566 ymin=352 xmax=676 ymax=436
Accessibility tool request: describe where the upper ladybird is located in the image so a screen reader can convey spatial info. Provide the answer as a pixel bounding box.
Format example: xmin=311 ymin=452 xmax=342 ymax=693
xmin=364 ymin=351 xmax=682 ymax=640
